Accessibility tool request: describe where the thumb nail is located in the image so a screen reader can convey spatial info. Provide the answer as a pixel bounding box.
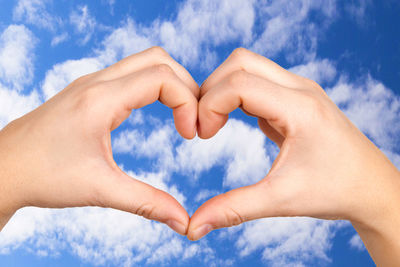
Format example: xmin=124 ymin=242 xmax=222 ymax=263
xmin=191 ymin=224 xmax=213 ymax=241
xmin=166 ymin=220 xmax=187 ymax=235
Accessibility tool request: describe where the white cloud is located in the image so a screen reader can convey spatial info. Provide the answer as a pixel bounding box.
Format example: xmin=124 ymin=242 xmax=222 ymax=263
xmin=158 ymin=0 xmax=256 ymax=69
xmin=51 ymin=32 xmax=69 ymax=47
xmin=0 ymin=25 xmax=36 ymax=91
xmin=128 ymin=110 xmax=145 ymax=125
xmin=113 ymin=115 xmax=273 ymax=190
xmin=345 ymin=0 xmax=372 ymax=26
xmin=176 ymin=119 xmax=273 ymax=188
xmin=289 ymin=59 xmax=337 ymax=85
xmin=113 ymin=123 xmax=178 ymax=171
xmin=236 ymin=218 xmax=337 ymax=266
xmin=288 ymin=59 xmax=400 ymax=167
xmin=194 ymin=189 xmax=220 ymax=203
xmin=0 ymin=85 xmax=41 ymax=129
xmin=41 ymin=57 xmax=104 ymax=100
xmin=0 ymin=169 xmax=205 ymax=266
xmin=251 ymin=0 xmax=337 ymax=63
xmin=39 ymin=0 xmax=342 ymax=102
xmin=327 ymin=75 xmax=400 ymax=157
xmin=4 ymin=1 xmax=399 ymax=266
xmin=70 ymin=5 xmax=97 ymax=45
xmin=232 ymin=61 xmax=400 ymax=266
xmin=0 ymin=24 xmax=40 ymax=129
xmin=123 ymin=168 xmax=186 ymax=206
xmin=0 ymin=207 xmax=189 ymax=266
xmin=13 ymin=0 xmax=61 ymax=31
xmin=98 ymin=19 xmax=154 ymax=63
xmin=349 ymin=233 xmax=366 ymax=251
xmin=41 ymin=20 xmax=153 ymax=99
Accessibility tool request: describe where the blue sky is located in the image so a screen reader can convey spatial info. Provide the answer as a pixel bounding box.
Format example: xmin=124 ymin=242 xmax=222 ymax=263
xmin=0 ymin=0 xmax=399 ymax=266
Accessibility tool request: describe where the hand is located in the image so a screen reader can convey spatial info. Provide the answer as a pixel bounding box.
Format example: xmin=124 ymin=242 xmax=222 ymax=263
xmin=187 ymin=48 xmax=400 ymax=266
xmin=0 ymin=47 xmax=199 ymax=235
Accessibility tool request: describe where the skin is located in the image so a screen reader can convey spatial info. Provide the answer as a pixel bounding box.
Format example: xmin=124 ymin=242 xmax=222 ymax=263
xmin=0 ymin=46 xmax=199 ymax=235
xmin=0 ymin=47 xmax=399 ymax=265
xmin=187 ymin=48 xmax=400 ymax=266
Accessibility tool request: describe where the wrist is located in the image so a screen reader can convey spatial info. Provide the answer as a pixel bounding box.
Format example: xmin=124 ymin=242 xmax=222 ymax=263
xmin=0 ymin=121 xmax=25 ymax=230
xmin=350 ymin=164 xmax=400 ymax=265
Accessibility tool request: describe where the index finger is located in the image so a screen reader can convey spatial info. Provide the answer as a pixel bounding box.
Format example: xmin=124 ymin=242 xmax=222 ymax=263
xmin=106 ymin=64 xmax=199 ymax=139
xmin=200 ymin=48 xmax=310 ymax=97
xmin=98 ymin=46 xmax=200 ymax=98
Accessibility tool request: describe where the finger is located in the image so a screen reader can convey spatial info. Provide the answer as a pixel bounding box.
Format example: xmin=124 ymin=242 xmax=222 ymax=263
xmin=198 ymin=70 xmax=295 ymax=139
xmin=237 ymin=108 xmax=284 ymax=147
xmin=258 ymin=118 xmax=284 ymax=148
xmin=106 ymin=64 xmax=198 ymax=139
xmin=187 ymin=180 xmax=285 ymax=240
xmin=98 ymin=46 xmax=200 ymax=98
xmin=200 ymin=48 xmax=310 ymax=97
xmin=98 ymin=168 xmax=189 ymax=235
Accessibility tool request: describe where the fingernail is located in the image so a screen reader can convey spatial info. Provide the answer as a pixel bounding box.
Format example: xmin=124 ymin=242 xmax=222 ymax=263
xmin=166 ymin=220 xmax=187 ymax=235
xmin=194 ymin=122 xmax=198 ymax=137
xmin=196 ymin=121 xmax=202 ymax=137
xmin=191 ymin=224 xmax=213 ymax=240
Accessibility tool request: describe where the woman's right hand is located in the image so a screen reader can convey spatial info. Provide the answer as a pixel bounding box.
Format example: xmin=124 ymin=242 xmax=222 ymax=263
xmin=0 ymin=47 xmax=199 ymax=235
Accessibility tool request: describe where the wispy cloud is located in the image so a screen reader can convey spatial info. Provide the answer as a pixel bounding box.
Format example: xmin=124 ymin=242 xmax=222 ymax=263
xmin=1 ymin=0 xmax=399 ymax=266
xmin=0 ymin=25 xmax=41 ymax=128
xmin=176 ymin=119 xmax=274 ymax=188
xmin=251 ymin=0 xmax=337 ymax=63
xmin=344 ymin=0 xmax=372 ymax=27
xmin=13 ymin=0 xmax=61 ymax=31
xmin=236 ymin=218 xmax=340 ymax=267
xmin=0 ymin=168 xmax=209 ymax=266
xmin=113 ymin=123 xmax=178 ymax=171
xmin=41 ymin=58 xmax=104 ymax=100
xmin=70 ymin=5 xmax=97 ymax=45
xmin=349 ymin=233 xmax=366 ymax=251
xmin=289 ymin=59 xmax=337 ymax=85
xmin=0 ymin=25 xmax=37 ymax=91
xmin=0 ymin=207 xmax=205 ymax=266
xmin=328 ymin=75 xmax=400 ymax=159
xmin=50 ymin=32 xmax=69 ymax=47
xmin=194 ymin=189 xmax=221 ymax=203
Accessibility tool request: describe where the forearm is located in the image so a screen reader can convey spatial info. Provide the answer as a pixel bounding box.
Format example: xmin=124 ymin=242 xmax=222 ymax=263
xmin=351 ymin=166 xmax=400 ymax=266
xmin=0 ymin=122 xmax=21 ymax=231
xmin=0 ymin=168 xmax=17 ymax=231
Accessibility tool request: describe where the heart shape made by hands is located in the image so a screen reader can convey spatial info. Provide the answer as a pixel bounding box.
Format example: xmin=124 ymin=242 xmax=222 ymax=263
xmin=4 ymin=47 xmax=381 ymax=246
xmin=120 ymin=48 xmax=375 ymax=242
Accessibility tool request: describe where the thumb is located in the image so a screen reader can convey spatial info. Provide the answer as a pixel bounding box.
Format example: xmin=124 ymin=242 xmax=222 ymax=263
xmin=187 ymin=174 xmax=296 ymax=241
xmin=96 ymin=168 xmax=189 ymax=235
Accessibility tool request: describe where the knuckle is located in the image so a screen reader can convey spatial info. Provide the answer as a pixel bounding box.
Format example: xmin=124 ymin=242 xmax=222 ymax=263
xmin=301 ymin=91 xmax=324 ymax=112
xmin=304 ymin=78 xmax=325 ymax=93
xmin=224 ymin=207 xmax=244 ymax=227
xmin=292 ymin=90 xmax=330 ymax=128
xmin=226 ymin=69 xmax=249 ymax=88
xmin=71 ymin=73 xmax=92 ymax=86
xmin=135 ymin=203 xmax=156 ymax=220
xmin=230 ymin=47 xmax=251 ymax=62
xmin=148 ymin=46 xmax=169 ymax=58
xmin=73 ymin=83 xmax=103 ymax=114
xmin=153 ymin=63 xmax=174 ymax=76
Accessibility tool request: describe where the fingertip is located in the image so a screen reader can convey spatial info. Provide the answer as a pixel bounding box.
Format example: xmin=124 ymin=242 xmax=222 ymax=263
xmin=166 ymin=215 xmax=189 ymax=236
xmin=173 ymin=103 xmax=198 ymax=140
xmin=102 ymin=172 xmax=190 ymax=234
xmin=191 ymin=82 xmax=201 ymax=99
xmin=197 ymin=113 xmax=228 ymax=139
xmin=187 ymin=224 xmax=213 ymax=241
